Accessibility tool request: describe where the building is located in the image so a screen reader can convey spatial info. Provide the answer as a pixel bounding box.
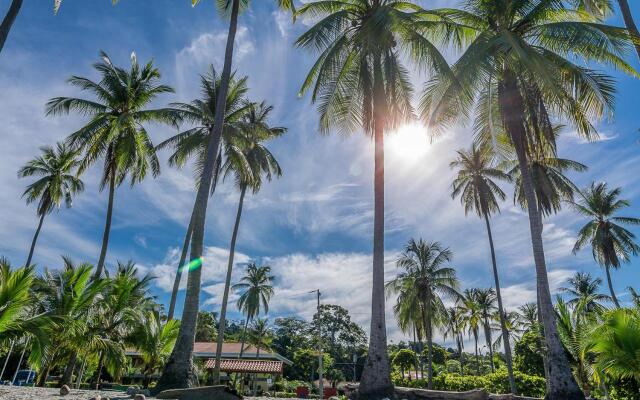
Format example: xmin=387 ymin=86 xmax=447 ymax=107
xmin=126 ymin=342 xmax=293 ymax=393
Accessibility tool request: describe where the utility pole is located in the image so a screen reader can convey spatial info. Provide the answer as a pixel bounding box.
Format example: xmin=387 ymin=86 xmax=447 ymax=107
xmin=312 ymin=289 xmax=324 ymax=399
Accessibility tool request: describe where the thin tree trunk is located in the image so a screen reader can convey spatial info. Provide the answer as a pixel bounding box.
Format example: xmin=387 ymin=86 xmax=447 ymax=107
xmin=474 ymin=334 xmax=480 ymax=375
xmin=94 ymin=351 xmax=105 ymax=390
xmin=484 ymin=214 xmax=516 ymax=393
xmin=498 ymin=69 xmax=585 ymax=400
xmin=168 ymin=211 xmax=194 ymax=321
xmin=358 ymin=53 xmax=393 ymax=400
xmin=0 ymin=0 xmax=23 ymax=54
xmin=61 ymin=352 xmax=77 ymax=386
xmin=458 ymin=334 xmax=464 ymax=375
xmin=37 ymin=363 xmax=51 ymax=387
xmin=617 ymin=0 xmax=640 ymax=61
xmin=213 ymin=185 xmax=247 ymax=383
xmin=232 ymin=317 xmax=251 ymax=387
xmin=1 ymin=340 xmax=14 ymax=381
xmin=412 ymin=328 xmax=419 ymax=379
xmin=604 ymin=266 xmax=621 ymax=308
xmin=252 ymin=340 xmax=261 ymax=395
xmin=10 ymin=338 xmax=29 ymax=386
xmin=425 ymin=304 xmax=433 ymax=390
xmin=76 ymin=359 xmax=86 ymax=389
xmin=155 ymin=0 xmax=240 ymax=391
xmin=25 ymin=213 xmax=45 ymax=267
xmin=94 ymin=172 xmax=116 ymax=280
xmin=483 ymin=317 xmax=495 ymax=372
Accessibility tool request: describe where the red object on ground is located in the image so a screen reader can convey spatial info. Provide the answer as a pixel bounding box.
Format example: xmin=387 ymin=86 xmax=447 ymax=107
xmin=296 ymin=386 xmax=310 ymax=398
xmin=323 ymin=387 xmax=337 ymax=399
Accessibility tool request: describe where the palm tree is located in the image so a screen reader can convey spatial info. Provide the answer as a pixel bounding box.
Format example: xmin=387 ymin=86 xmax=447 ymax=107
xmin=616 ymin=0 xmax=640 ymax=61
xmin=571 ymin=182 xmax=640 ymax=308
xmin=386 ymin=239 xmax=459 ymax=389
xmin=450 ymin=144 xmax=516 ymax=392
xmin=442 ymin=307 xmax=466 ymax=374
xmin=459 ymin=289 xmax=483 ymax=375
xmin=0 ymin=0 xmax=24 ymax=55
xmin=474 ymin=288 xmax=497 ymax=372
xmin=247 ymin=318 xmax=272 ymax=394
xmin=212 ymin=102 xmax=284 ymax=383
xmin=517 ymin=303 xmax=540 ymax=333
xmin=295 ymin=1 xmax=457 ymax=396
xmin=232 ymin=263 xmax=275 ymax=363
xmin=156 ymin=68 xmax=252 ymax=321
xmin=421 ymin=1 xmax=636 ymax=397
xmin=46 ymin=51 xmax=177 ymax=280
xmin=18 ymin=143 xmax=84 ymax=267
xmin=156 ymin=0 xmax=294 ymax=390
xmin=130 ymin=310 xmax=180 ymax=388
xmin=561 ymin=272 xmax=611 ymax=317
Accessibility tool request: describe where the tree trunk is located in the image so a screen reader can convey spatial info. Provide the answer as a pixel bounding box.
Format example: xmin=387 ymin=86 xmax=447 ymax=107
xmin=75 ymin=359 xmax=86 ymax=389
xmin=484 ymin=214 xmax=516 ymax=393
xmin=252 ymin=339 xmax=261 ymax=395
xmin=483 ymin=317 xmax=494 ymax=372
xmin=617 ymin=0 xmax=640 ymax=61
xmin=94 ymin=352 xmax=104 ymax=390
xmin=0 ymin=0 xmax=23 ymax=54
xmin=233 ymin=317 xmax=251 ymax=387
xmin=425 ymin=304 xmax=433 ymax=390
xmin=213 ymin=185 xmax=247 ymax=383
xmin=25 ymin=213 xmax=45 ymax=267
xmin=61 ymin=352 xmax=77 ymax=386
xmin=94 ymin=172 xmax=116 ymax=280
xmin=155 ymin=0 xmax=240 ymax=391
xmin=458 ymin=333 xmax=465 ymax=375
xmin=498 ymin=69 xmax=585 ymax=400
xmin=359 ymin=58 xmax=393 ymax=400
xmin=604 ymin=266 xmax=621 ymax=308
xmin=168 ymin=211 xmax=194 ymax=321
xmin=474 ymin=334 xmax=480 ymax=375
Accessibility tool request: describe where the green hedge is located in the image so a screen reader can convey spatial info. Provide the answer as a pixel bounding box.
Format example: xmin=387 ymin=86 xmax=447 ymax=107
xmin=393 ymin=369 xmax=545 ymax=398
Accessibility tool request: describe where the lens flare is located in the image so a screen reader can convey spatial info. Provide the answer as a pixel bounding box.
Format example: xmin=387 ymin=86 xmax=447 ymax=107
xmin=179 ymin=257 xmax=203 ymax=273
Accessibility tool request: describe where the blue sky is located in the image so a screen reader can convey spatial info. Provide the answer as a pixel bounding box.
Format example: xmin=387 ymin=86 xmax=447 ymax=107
xmin=1 ymin=0 xmax=639 ymax=345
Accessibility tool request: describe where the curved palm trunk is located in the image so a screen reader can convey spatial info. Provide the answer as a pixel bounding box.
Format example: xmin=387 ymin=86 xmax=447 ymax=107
xmin=483 ymin=317 xmax=494 ymax=372
xmin=0 ymin=0 xmax=23 ymax=54
xmin=25 ymin=213 xmax=45 ymax=267
xmin=213 ymin=185 xmax=247 ymax=383
xmin=617 ymin=0 xmax=640 ymax=61
xmin=167 ymin=212 xmax=194 ymax=321
xmin=604 ymin=266 xmax=621 ymax=308
xmin=358 ymin=57 xmax=393 ymax=400
xmin=155 ymin=0 xmax=240 ymax=391
xmin=498 ymin=70 xmax=585 ymax=400
xmin=94 ymin=172 xmax=116 ymax=280
xmin=484 ymin=214 xmax=516 ymax=393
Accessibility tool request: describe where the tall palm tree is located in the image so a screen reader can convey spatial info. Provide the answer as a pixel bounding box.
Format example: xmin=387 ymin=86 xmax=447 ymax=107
xmin=18 ymin=143 xmax=84 ymax=267
xmin=386 ymin=239 xmax=459 ymax=389
xmin=561 ymin=272 xmax=611 ymax=316
xmin=212 ymin=102 xmax=284 ymax=383
xmin=46 ymin=51 xmax=177 ymax=280
xmin=295 ymin=1 xmax=458 ymax=396
xmin=232 ymin=263 xmax=275 ymax=361
xmin=421 ymin=1 xmax=636 ymax=397
xmin=450 ymin=144 xmax=516 ymax=392
xmin=474 ymin=288 xmax=497 ymax=372
xmin=156 ymin=1 xmax=294 ymax=390
xmin=156 ymin=68 xmax=252 ymax=321
xmin=459 ymin=289 xmax=483 ymax=375
xmin=571 ymin=182 xmax=640 ymax=308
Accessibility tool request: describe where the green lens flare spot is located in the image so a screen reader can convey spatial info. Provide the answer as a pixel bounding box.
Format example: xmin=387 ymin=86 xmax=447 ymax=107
xmin=179 ymin=257 xmax=203 ymax=273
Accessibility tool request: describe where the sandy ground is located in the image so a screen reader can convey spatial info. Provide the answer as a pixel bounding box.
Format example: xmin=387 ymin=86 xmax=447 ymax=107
xmin=0 ymin=386 xmax=304 ymax=400
xmin=0 ymin=386 xmax=138 ymax=400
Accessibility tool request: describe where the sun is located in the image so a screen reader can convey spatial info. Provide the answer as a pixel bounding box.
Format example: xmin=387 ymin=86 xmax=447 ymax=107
xmin=386 ymin=123 xmax=431 ymax=162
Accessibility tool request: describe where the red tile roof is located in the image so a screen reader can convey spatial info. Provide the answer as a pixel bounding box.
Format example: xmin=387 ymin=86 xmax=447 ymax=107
xmin=204 ymin=359 xmax=284 ymax=374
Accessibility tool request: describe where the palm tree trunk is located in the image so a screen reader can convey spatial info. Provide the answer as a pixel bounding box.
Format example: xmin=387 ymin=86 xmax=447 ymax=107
xmin=94 ymin=172 xmax=116 ymax=280
xmin=233 ymin=316 xmax=251 ymax=387
xmin=617 ymin=0 xmax=640 ymax=61
xmin=75 ymin=359 xmax=86 ymax=389
xmin=94 ymin=351 xmax=104 ymax=390
xmin=484 ymin=214 xmax=516 ymax=393
xmin=458 ymin=334 xmax=464 ymax=375
xmin=358 ymin=53 xmax=393 ymax=400
xmin=604 ymin=266 xmax=621 ymax=308
xmin=1 ymin=339 xmax=14 ymax=381
xmin=252 ymin=340 xmax=261 ymax=395
xmin=0 ymin=0 xmax=23 ymax=54
xmin=412 ymin=328 xmax=419 ymax=379
xmin=213 ymin=185 xmax=247 ymax=383
xmin=425 ymin=309 xmax=433 ymax=390
xmin=168 ymin=211 xmax=194 ymax=321
xmin=155 ymin=0 xmax=240 ymax=391
xmin=25 ymin=213 xmax=45 ymax=267
xmin=474 ymin=334 xmax=479 ymax=375
xmin=498 ymin=69 xmax=585 ymax=400
xmin=61 ymin=352 xmax=77 ymax=386
xmin=483 ymin=318 xmax=495 ymax=372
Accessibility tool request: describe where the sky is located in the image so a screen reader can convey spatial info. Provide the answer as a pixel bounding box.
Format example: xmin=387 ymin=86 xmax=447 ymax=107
xmin=1 ymin=0 xmax=639 ymax=348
